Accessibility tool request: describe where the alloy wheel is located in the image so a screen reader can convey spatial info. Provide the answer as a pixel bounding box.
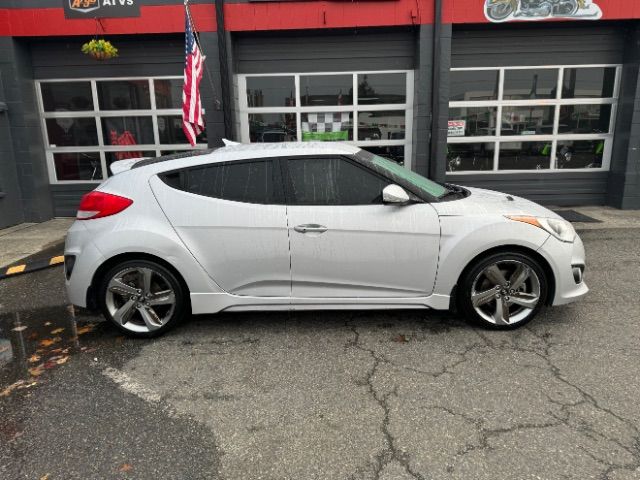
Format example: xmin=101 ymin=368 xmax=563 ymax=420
xmin=105 ymin=266 xmax=176 ymax=333
xmin=470 ymin=260 xmax=541 ymax=326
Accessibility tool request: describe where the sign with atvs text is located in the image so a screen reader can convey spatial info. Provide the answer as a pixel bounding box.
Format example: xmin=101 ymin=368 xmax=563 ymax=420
xmin=64 ymin=0 xmax=140 ymax=19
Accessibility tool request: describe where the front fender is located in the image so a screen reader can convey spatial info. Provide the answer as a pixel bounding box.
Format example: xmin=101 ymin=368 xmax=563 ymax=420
xmin=433 ymin=215 xmax=551 ymax=297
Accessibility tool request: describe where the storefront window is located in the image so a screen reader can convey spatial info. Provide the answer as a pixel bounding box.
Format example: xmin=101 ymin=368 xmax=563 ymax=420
xmin=97 ymin=80 xmax=151 ymax=110
xmin=501 ymin=106 xmax=555 ymax=136
xmin=447 ymin=143 xmax=495 ymax=172
xmin=300 ymin=75 xmax=353 ymax=106
xmin=246 ymin=76 xmax=296 ymax=107
xmin=38 ymin=77 xmax=207 ymax=183
xmin=562 ymin=67 xmax=616 ymax=99
xmin=301 ymin=112 xmax=352 ymax=141
xmin=53 ymin=152 xmax=102 ymax=181
xmin=448 ymin=107 xmax=497 ymax=137
xmin=450 ymin=70 xmax=499 ymax=102
xmin=41 ymin=82 xmax=93 ymax=112
xmin=503 ymin=69 xmax=558 ymax=100
xmin=249 ymin=113 xmax=297 ymax=143
xmin=447 ymin=65 xmax=619 ymax=173
xmin=240 ymin=71 xmax=412 ymax=167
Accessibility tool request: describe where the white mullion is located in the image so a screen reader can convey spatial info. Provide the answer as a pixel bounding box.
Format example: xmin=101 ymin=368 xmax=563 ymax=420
xmin=90 ymin=80 xmax=108 ymax=179
xmin=353 ymin=73 xmax=359 ymax=144
xmin=404 ymin=70 xmax=414 ymax=170
xmin=295 ymin=74 xmax=302 ymax=142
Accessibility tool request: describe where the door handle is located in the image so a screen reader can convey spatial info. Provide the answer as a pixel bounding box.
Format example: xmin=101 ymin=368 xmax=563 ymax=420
xmin=294 ymin=224 xmax=328 ymax=234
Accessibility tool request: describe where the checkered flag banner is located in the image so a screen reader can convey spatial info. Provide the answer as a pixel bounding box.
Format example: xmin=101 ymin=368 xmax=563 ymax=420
xmin=302 ymin=112 xmax=350 ymax=141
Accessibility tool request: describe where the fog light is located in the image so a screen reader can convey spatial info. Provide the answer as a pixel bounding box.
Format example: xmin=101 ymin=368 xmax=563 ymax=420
xmin=572 ymin=265 xmax=584 ymax=284
xmin=65 ymin=255 xmax=76 ymax=280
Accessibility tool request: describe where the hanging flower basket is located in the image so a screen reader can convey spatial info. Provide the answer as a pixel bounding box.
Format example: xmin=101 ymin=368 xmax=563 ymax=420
xmin=81 ymin=39 xmax=118 ymax=61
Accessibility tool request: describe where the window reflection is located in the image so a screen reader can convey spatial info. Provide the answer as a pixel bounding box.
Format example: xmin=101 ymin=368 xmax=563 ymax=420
xmin=503 ymin=69 xmax=558 ymax=100
xmin=450 ymin=70 xmax=499 ymax=101
xmin=246 ymin=77 xmax=296 ymax=107
xmin=249 ymin=113 xmax=297 ymax=142
xmin=102 ymin=117 xmax=154 ymax=146
xmin=154 ymin=79 xmax=183 ymax=109
xmin=41 ymin=82 xmax=93 ymax=111
xmin=357 ymin=73 xmax=406 ymax=104
xmin=46 ymin=118 xmax=98 ymax=146
xmin=300 ymin=75 xmax=352 ymax=106
xmin=358 ymin=111 xmax=405 ymax=141
xmin=53 ymin=152 xmax=102 ymax=181
xmin=562 ymin=67 xmax=616 ymax=99
xmin=97 ymin=80 xmax=151 ymax=110
xmin=499 ymin=142 xmax=551 ymax=170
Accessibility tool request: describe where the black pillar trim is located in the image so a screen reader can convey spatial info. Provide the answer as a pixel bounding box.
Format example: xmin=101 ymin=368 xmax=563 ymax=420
xmin=215 ymin=0 xmax=233 ymax=139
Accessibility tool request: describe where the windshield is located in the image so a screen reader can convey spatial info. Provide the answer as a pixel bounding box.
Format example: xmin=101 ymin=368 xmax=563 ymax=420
xmin=356 ymin=150 xmax=448 ymax=199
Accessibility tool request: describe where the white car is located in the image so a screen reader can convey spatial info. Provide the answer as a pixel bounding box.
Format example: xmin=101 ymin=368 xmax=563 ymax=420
xmin=64 ymin=142 xmax=588 ymax=337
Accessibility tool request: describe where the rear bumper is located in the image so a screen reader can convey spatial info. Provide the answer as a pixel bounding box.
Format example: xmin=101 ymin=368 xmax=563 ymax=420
xmin=64 ymin=221 xmax=105 ymax=308
xmin=538 ymin=233 xmax=588 ymax=306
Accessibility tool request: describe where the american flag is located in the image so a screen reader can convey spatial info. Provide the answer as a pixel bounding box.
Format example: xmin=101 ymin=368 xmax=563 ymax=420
xmin=182 ymin=7 xmax=205 ymax=146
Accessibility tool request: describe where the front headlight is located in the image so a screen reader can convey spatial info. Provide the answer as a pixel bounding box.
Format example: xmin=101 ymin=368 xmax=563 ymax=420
xmin=506 ymin=215 xmax=576 ymax=243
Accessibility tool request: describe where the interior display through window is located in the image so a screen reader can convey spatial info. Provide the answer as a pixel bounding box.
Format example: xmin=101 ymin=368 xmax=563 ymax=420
xmin=38 ymin=77 xmax=208 ymax=183
xmin=239 ymin=71 xmax=412 ymax=168
xmin=447 ymin=65 xmax=620 ymax=173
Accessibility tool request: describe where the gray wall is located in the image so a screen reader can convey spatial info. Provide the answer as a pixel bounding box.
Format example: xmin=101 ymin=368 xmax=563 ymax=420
xmin=444 ymin=23 xmax=626 ymax=206
xmin=30 ymin=34 xmax=226 ymax=217
xmin=608 ymin=24 xmax=640 ymax=210
xmin=0 ymin=38 xmax=52 ymax=226
xmin=233 ymin=28 xmax=416 ymax=74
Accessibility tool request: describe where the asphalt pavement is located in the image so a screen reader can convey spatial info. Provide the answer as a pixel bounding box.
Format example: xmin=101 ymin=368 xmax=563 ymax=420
xmin=0 ymin=227 xmax=639 ymax=480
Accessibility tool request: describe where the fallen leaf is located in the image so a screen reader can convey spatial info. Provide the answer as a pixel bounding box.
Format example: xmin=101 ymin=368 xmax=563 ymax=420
xmin=392 ymin=334 xmax=409 ymax=343
xmin=44 ymin=322 xmax=51 ymax=326
xmin=40 ymin=474 xmax=50 ymax=480
xmin=11 ymin=326 xmax=27 ymax=332
xmin=39 ymin=337 xmax=61 ymax=348
xmin=0 ymin=346 xmax=9 ymax=354
xmin=28 ymin=365 xmax=45 ymax=377
xmin=28 ymin=354 xmax=41 ymax=363
xmin=28 ymin=332 xmax=39 ymax=341
xmin=55 ymin=356 xmax=69 ymax=365
xmin=50 ymin=328 xmax=65 ymax=335
xmin=76 ymin=324 xmax=96 ymax=335
xmin=118 ymin=463 xmax=133 ymax=472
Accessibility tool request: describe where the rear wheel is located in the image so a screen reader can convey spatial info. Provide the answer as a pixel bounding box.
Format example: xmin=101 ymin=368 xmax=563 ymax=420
xmin=99 ymin=259 xmax=187 ymax=338
xmin=458 ymin=252 xmax=548 ymax=329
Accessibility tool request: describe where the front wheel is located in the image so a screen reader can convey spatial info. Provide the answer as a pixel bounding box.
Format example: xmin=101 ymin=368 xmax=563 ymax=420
xmin=99 ymin=259 xmax=188 ymax=338
xmin=457 ymin=252 xmax=549 ymax=329
xmin=486 ymin=2 xmax=515 ymax=21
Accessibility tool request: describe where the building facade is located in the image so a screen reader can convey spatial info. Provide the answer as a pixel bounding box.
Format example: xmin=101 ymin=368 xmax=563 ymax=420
xmin=0 ymin=0 xmax=638 ymax=228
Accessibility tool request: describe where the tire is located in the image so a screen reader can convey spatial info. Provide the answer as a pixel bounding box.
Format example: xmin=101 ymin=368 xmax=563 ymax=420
xmin=457 ymin=252 xmax=548 ymax=330
xmin=98 ymin=259 xmax=188 ymax=338
xmin=487 ymin=3 xmax=515 ymax=21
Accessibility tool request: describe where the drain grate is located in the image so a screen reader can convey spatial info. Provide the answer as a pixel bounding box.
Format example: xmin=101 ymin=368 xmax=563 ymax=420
xmin=552 ymin=210 xmax=602 ymax=223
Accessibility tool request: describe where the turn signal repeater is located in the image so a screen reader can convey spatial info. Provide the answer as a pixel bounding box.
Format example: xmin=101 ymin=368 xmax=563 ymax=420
xmin=77 ymin=191 xmax=133 ymax=220
xmin=505 ymin=215 xmax=576 ymax=243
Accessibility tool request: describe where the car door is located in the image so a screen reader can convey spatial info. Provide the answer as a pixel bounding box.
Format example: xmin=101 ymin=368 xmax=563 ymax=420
xmin=284 ymin=155 xmax=441 ymax=298
xmin=151 ymin=158 xmax=290 ymax=297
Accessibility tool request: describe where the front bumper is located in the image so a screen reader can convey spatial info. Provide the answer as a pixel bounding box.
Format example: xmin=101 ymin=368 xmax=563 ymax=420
xmin=538 ymin=233 xmax=589 ymax=306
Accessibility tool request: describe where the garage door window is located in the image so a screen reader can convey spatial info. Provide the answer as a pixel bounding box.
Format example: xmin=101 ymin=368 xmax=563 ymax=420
xmin=239 ymin=71 xmax=413 ymax=168
xmin=447 ymin=65 xmax=620 ymax=173
xmin=37 ymin=77 xmax=208 ymax=184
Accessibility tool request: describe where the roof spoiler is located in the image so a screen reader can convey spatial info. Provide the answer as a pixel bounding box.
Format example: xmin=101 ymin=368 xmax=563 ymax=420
xmin=110 ymin=157 xmax=149 ymax=175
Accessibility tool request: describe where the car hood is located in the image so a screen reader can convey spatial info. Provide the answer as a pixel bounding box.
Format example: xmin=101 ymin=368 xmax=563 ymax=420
xmin=431 ymin=186 xmax=561 ymax=219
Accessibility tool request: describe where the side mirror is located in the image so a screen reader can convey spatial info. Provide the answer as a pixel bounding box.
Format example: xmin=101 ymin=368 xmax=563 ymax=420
xmin=382 ymin=184 xmax=410 ymax=205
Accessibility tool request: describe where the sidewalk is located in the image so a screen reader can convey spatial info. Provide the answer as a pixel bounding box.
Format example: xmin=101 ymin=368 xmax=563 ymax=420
xmin=0 ymin=218 xmax=74 ymax=268
xmin=557 ymin=206 xmax=640 ymax=230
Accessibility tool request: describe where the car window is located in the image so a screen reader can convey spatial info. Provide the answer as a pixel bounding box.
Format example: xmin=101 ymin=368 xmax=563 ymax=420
xmin=160 ymin=159 xmax=280 ymax=204
xmin=286 ymin=157 xmax=389 ymax=205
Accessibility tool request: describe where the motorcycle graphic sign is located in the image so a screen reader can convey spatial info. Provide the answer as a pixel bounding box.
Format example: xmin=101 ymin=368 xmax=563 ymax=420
xmin=485 ymin=0 xmax=602 ymax=23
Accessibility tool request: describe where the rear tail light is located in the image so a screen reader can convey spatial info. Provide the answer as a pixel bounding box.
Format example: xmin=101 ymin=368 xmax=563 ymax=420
xmin=77 ymin=191 xmax=133 ymax=220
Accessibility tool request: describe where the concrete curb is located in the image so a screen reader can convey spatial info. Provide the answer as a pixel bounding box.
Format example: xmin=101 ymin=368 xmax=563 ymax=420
xmin=0 ymin=255 xmax=64 ymax=281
